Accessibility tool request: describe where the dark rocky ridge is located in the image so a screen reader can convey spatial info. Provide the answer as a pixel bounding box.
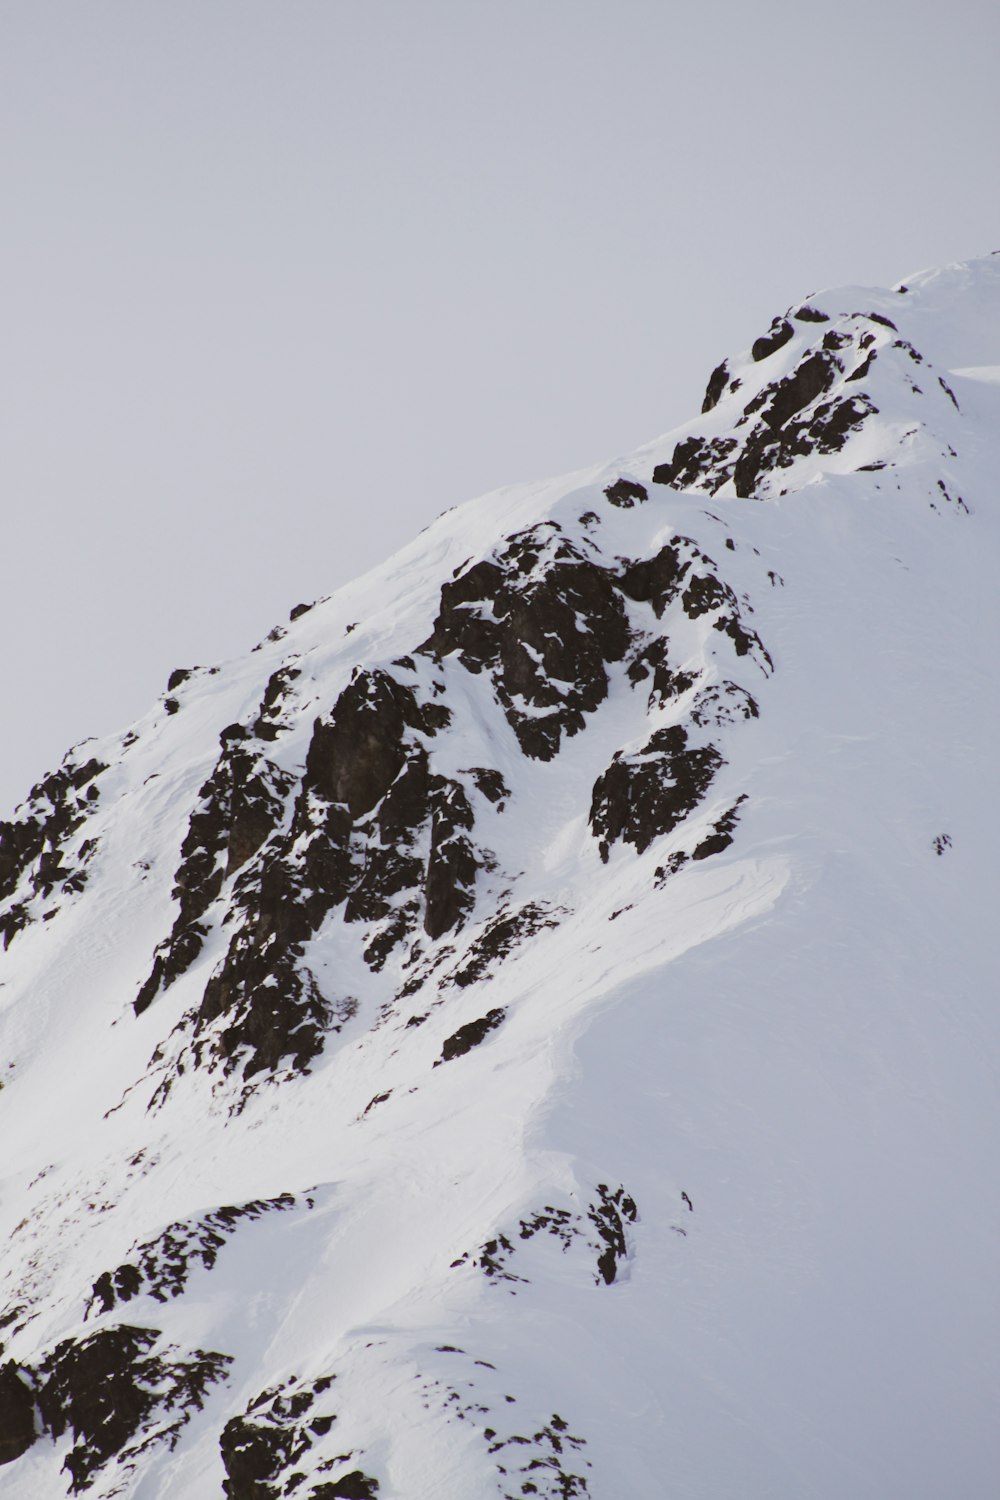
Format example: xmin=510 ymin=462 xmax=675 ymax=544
xmin=130 ymin=514 xmax=766 ymax=1098
xmin=217 ymin=1374 xmax=380 ymax=1500
xmin=0 ymin=756 xmax=106 ymax=949
xmin=590 ymin=726 xmax=725 ymax=862
xmin=5 ymin=1326 xmax=231 ymax=1493
xmin=451 ymin=1183 xmax=638 ymax=1289
xmin=87 ymin=1193 xmax=298 ymax=1315
xmin=420 ymin=523 xmax=632 ymax=760
xmin=650 ymin=308 xmax=950 ymax=499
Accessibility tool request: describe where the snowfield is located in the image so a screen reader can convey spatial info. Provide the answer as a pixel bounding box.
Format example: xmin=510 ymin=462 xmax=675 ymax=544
xmin=1 ymin=254 xmax=998 ymax=1499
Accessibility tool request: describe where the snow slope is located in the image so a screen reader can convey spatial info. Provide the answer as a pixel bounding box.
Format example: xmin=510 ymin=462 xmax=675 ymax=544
xmin=1 ymin=254 xmax=998 ymax=1499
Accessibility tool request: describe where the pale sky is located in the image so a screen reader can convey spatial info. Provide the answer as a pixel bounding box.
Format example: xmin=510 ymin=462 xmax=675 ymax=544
xmin=2 ymin=0 xmax=998 ymax=810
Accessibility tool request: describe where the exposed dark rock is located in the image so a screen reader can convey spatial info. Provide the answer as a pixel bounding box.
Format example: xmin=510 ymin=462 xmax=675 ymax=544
xmin=690 ymin=683 xmax=759 ymax=726
xmin=220 ymin=1375 xmax=339 ymax=1500
xmin=794 ymin=305 xmax=829 ymax=322
xmin=147 ymin=662 xmax=503 ymax=1087
xmin=453 ymin=1183 xmax=636 ymax=1292
xmin=167 ymin=667 xmax=192 ymax=692
xmin=744 ymin=351 xmax=839 ymax=430
xmin=424 ymin=778 xmax=478 ymax=939
xmin=681 ymin=571 xmax=735 ymax=619
xmin=588 ymin=1184 xmax=638 ymax=1285
xmin=626 ymin=639 xmax=698 ymax=709
xmin=651 ymin=435 xmax=737 ymax=492
xmin=619 ymin=541 xmax=689 ymax=615
xmin=602 ymin=478 xmax=647 ymax=508
xmin=894 ymin=339 xmax=923 ymax=364
xmin=33 ymin=1326 xmax=231 ymax=1493
xmin=487 ymin=1409 xmax=590 ymax=1497
xmin=846 ymin=351 xmax=876 ymax=383
xmin=732 ymin=389 xmax=876 ymax=499
xmin=590 ymin=727 xmax=724 ymax=860
xmin=437 ymin=1008 xmax=507 ymax=1064
xmin=254 ymin=665 xmax=301 ymax=741
xmin=164 ymin=697 xmax=181 ymax=715
xmin=304 ymin=670 xmax=428 ymax=818
xmin=450 ymin=903 xmax=561 ymax=988
xmin=692 ymin=795 xmax=748 ymax=860
xmin=701 ymin=360 xmax=729 ymax=413
xmin=135 ymin=740 xmax=295 ymax=1015
xmin=464 ymin=767 xmax=511 ymax=806
xmin=289 ymin=601 xmax=314 ymax=620
xmin=312 ymin=1474 xmax=380 ymax=1499
xmin=865 ymin=311 xmax=897 ymax=330
xmin=421 ymin=526 xmax=631 ymax=760
xmin=0 ymin=755 xmax=107 ymax=943
xmin=751 ymin=318 xmax=794 ymax=361
xmin=88 ymin=1194 xmax=297 ymax=1314
xmin=452 ymin=1231 xmax=525 ymax=1283
xmin=654 ymin=850 xmax=689 ymax=884
xmin=0 ymin=1362 xmax=36 ymax=1465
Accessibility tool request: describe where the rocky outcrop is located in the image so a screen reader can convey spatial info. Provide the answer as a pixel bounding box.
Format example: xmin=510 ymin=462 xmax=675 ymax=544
xmin=590 ymin=726 xmax=724 ymax=861
xmin=421 ymin=523 xmax=631 ymax=760
xmin=219 ymin=1375 xmax=359 ymax=1500
xmin=0 ymin=755 xmax=106 ymax=948
xmin=15 ymin=1327 xmax=230 ymax=1493
xmin=451 ymin=1183 xmax=637 ymax=1288
xmin=87 ymin=1193 xmax=298 ymax=1314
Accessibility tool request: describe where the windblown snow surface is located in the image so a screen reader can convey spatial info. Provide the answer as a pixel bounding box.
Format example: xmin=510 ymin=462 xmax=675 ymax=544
xmin=1 ymin=255 xmax=998 ymax=1499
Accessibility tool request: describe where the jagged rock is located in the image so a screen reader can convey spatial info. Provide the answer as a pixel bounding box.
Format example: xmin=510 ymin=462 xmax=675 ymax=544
xmin=651 ymin=435 xmax=737 ymax=492
xmin=690 ymin=683 xmax=759 ymax=726
xmin=437 ymin=1008 xmax=507 ymax=1064
xmin=602 ymin=478 xmax=648 ymax=508
xmin=450 ymin=903 xmax=561 ymax=988
xmin=0 ymin=756 xmax=106 ymax=942
xmin=464 ymin=767 xmax=511 ymax=806
xmin=0 ymin=1364 xmax=36 ymax=1466
xmin=701 ymin=359 xmax=730 ymax=413
xmin=626 ymin=638 xmax=698 ymax=709
xmin=424 ymin=778 xmax=477 ymax=939
xmin=32 ymin=1327 xmax=231 ymax=1493
xmin=421 ymin=525 xmax=631 ymax=760
xmin=619 ymin=540 xmax=690 ymax=615
xmin=254 ymin=663 xmax=301 ymax=740
xmin=135 ymin=740 xmax=295 ymax=1014
xmin=692 ymin=795 xmax=748 ymax=860
xmin=304 ymin=669 xmax=428 ymax=818
xmin=751 ymin=318 xmax=794 ymax=361
xmin=219 ymin=1375 xmax=340 ymax=1500
xmin=732 ymin=391 xmax=875 ymax=498
xmin=452 ymin=1184 xmax=636 ymax=1290
xmin=88 ymin=1194 xmax=297 ymax=1314
xmin=744 ymin=350 xmax=839 ymax=430
xmin=312 ymin=1474 xmax=380 ymax=1499
xmin=588 ymin=1185 xmax=638 ymax=1285
xmin=590 ymin=726 xmax=724 ymax=860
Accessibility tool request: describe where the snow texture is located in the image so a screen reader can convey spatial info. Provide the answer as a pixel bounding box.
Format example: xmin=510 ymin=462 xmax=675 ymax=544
xmin=1 ymin=254 xmax=999 ymax=1499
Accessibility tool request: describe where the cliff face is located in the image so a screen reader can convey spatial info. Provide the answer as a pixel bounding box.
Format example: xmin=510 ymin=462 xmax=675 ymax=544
xmin=1 ymin=255 xmax=998 ymax=1500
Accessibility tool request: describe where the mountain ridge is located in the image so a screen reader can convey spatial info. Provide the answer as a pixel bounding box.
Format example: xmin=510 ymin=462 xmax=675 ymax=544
xmin=1 ymin=253 xmax=998 ymax=1499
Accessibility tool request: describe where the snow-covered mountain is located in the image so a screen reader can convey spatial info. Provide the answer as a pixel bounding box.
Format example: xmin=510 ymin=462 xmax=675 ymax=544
xmin=2 ymin=254 xmax=998 ymax=1500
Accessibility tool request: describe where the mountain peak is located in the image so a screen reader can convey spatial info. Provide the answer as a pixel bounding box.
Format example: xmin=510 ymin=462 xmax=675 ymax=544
xmin=1 ymin=255 xmax=997 ymax=1499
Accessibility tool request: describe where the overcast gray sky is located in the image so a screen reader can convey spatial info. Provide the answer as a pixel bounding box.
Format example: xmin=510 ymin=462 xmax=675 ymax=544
xmin=2 ymin=0 xmax=997 ymax=810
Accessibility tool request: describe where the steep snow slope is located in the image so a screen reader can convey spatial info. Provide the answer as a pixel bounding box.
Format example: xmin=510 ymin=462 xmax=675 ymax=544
xmin=1 ymin=255 xmax=998 ymax=1499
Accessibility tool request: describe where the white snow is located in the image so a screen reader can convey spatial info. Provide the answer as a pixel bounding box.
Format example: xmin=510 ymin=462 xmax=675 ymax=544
xmin=1 ymin=254 xmax=998 ymax=1499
